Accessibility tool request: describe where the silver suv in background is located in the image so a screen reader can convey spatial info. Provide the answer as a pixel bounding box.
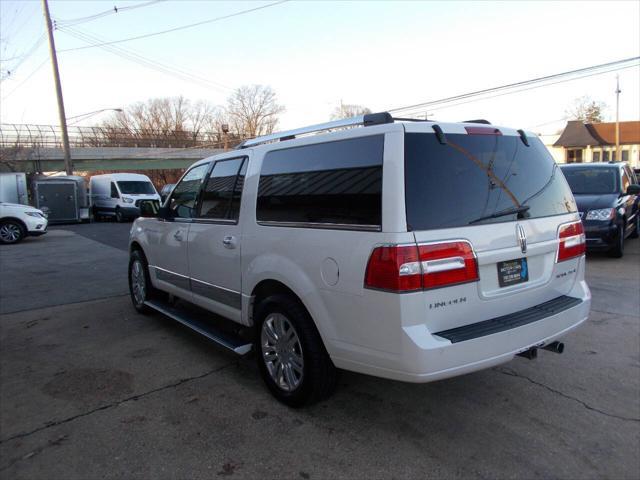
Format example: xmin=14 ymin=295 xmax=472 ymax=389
xmin=129 ymin=113 xmax=590 ymax=406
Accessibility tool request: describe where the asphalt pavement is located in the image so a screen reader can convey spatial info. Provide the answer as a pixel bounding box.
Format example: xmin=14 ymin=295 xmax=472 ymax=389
xmin=0 ymin=222 xmax=638 ymax=479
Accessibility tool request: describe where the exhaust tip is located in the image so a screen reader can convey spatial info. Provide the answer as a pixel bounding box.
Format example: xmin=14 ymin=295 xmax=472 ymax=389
xmin=543 ymin=341 xmax=564 ymax=354
xmin=516 ymin=347 xmax=538 ymax=360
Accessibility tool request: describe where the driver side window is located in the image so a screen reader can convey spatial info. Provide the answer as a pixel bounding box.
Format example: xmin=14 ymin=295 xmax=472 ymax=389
xmin=169 ymin=163 xmax=210 ymax=219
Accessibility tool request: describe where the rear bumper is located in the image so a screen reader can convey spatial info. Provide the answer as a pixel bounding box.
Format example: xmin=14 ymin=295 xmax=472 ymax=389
xmin=332 ymin=279 xmax=591 ymax=383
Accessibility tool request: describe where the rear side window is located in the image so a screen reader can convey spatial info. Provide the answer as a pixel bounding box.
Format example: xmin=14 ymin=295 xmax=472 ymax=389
xmin=405 ymin=133 xmax=576 ymax=230
xmin=257 ymin=135 xmax=384 ymax=229
xmin=198 ymin=157 xmax=246 ymax=221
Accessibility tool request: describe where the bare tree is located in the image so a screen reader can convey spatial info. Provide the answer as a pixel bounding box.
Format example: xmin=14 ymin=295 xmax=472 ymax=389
xmin=566 ymin=96 xmax=607 ymax=123
xmin=99 ymin=96 xmax=223 ymax=147
xmin=330 ymin=103 xmax=372 ymax=120
xmin=223 ymin=85 xmax=285 ymax=137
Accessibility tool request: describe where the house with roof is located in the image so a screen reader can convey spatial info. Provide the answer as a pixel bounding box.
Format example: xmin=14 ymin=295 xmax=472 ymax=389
xmin=549 ymin=120 xmax=640 ymax=167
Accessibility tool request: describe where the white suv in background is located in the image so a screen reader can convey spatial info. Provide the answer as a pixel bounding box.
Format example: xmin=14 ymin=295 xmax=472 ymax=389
xmin=0 ymin=202 xmax=48 ymax=244
xmin=128 ymin=113 xmax=591 ymax=407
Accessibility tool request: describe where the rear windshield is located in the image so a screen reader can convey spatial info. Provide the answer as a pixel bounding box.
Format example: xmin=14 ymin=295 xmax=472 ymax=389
xmin=405 ymin=133 xmax=576 ymax=230
xmin=560 ymin=167 xmax=619 ymax=194
xmin=117 ymin=181 xmax=156 ymax=195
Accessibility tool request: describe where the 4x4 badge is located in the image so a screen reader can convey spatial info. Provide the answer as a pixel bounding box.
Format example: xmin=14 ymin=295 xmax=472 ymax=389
xmin=516 ymin=223 xmax=527 ymax=254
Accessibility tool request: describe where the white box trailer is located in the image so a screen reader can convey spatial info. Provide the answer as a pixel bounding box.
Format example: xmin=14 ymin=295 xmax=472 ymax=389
xmin=0 ymin=172 xmax=28 ymax=205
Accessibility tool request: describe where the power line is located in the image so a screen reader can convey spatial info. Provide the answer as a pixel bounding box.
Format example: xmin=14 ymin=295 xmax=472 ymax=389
xmin=389 ymin=56 xmax=640 ymax=115
xmin=57 ymin=25 xmax=232 ymax=93
xmin=55 ymin=0 xmax=166 ymax=27
xmin=58 ymin=0 xmax=289 ymax=52
xmin=0 ymin=34 xmax=46 ymax=78
xmin=1 ymin=57 xmax=49 ymax=101
xmin=399 ymin=63 xmax=639 ymax=118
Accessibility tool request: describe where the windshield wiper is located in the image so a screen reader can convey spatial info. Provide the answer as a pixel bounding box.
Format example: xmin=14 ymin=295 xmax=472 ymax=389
xmin=469 ymin=205 xmax=530 ymax=224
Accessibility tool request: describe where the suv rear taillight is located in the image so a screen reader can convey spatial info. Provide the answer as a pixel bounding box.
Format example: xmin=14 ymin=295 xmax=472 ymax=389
xmin=419 ymin=241 xmax=479 ymax=289
xmin=364 ymin=241 xmax=478 ymax=292
xmin=556 ymin=221 xmax=586 ymax=262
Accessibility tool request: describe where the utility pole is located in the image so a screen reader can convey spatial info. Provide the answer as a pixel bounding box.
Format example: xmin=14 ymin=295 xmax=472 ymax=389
xmin=615 ymin=75 xmax=621 ymax=162
xmin=42 ymin=0 xmax=73 ymax=175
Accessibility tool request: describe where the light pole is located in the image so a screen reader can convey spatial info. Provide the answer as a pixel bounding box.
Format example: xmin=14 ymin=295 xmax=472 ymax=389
xmin=66 ymin=108 xmax=123 ymax=125
xmin=615 ymin=75 xmax=621 ymax=162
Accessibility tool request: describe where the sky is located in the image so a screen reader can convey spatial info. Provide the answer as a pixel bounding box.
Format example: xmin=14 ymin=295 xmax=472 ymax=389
xmin=1 ymin=0 xmax=639 ymax=135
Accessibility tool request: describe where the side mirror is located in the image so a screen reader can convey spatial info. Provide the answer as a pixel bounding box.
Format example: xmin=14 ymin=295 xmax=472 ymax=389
xmin=627 ymin=184 xmax=640 ymax=195
xmin=138 ymin=199 xmax=160 ymax=218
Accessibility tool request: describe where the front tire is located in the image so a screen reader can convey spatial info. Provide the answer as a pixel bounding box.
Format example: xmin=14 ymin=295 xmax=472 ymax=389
xmin=609 ymin=224 xmax=625 ymax=258
xmin=128 ymin=250 xmax=156 ymax=313
xmin=0 ymin=220 xmax=26 ymax=245
xmin=115 ymin=207 xmax=124 ymax=223
xmin=255 ymin=294 xmax=337 ymax=407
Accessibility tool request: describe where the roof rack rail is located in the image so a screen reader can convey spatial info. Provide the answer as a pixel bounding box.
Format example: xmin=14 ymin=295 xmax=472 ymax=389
xmin=237 ymin=112 xmax=393 ymax=149
xmin=391 ymin=117 xmax=436 ymax=122
xmin=462 ymin=119 xmax=492 ymax=125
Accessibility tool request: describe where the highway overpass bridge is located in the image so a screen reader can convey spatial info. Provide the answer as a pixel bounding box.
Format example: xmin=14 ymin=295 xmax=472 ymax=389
xmin=0 ymin=124 xmax=231 ymax=173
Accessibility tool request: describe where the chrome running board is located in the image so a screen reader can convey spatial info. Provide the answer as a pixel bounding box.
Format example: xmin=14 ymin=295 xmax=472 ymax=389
xmin=144 ymin=299 xmax=252 ymax=355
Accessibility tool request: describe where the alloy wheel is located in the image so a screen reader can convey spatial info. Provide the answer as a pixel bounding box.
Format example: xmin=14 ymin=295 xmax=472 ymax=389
xmin=130 ymin=259 xmax=146 ymax=306
xmin=0 ymin=223 xmax=22 ymax=243
xmin=261 ymin=313 xmax=304 ymax=392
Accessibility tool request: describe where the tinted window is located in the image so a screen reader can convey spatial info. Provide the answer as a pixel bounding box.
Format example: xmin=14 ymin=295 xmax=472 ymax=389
xmin=405 ymin=133 xmax=576 ymax=230
xmin=169 ymin=163 xmax=209 ymax=218
xmin=198 ymin=158 xmax=246 ymax=221
xmin=110 ymin=182 xmax=119 ymax=198
xmin=117 ymin=181 xmax=156 ymax=195
xmin=257 ymin=135 xmax=384 ymax=228
xmin=561 ymin=167 xmax=619 ymax=194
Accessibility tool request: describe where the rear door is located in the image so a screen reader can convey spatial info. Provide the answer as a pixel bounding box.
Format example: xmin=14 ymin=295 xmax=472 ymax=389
xmin=36 ymin=182 xmax=78 ymax=222
xmin=187 ymin=156 xmax=247 ymax=323
xmin=403 ymin=127 xmax=580 ymax=332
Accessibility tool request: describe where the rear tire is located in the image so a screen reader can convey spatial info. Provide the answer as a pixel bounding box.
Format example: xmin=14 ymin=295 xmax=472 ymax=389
xmin=0 ymin=220 xmax=26 ymax=245
xmin=609 ymin=225 xmax=625 ymax=258
xmin=254 ymin=294 xmax=337 ymax=407
xmin=128 ymin=249 xmax=156 ymax=313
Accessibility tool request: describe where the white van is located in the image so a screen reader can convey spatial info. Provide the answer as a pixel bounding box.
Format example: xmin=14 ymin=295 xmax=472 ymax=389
xmin=90 ymin=173 xmax=160 ymax=222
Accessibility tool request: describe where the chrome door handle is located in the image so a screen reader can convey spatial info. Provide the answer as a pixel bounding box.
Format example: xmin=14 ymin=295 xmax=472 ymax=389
xmin=222 ymin=235 xmax=236 ymax=249
xmin=174 ymin=230 xmax=183 ymax=241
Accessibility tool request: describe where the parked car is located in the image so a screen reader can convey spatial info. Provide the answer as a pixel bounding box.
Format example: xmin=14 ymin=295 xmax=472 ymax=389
xmin=90 ymin=173 xmax=161 ymax=222
xmin=129 ymin=113 xmax=591 ymax=406
xmin=559 ymin=162 xmax=640 ymax=257
xmin=159 ymin=183 xmax=175 ymax=203
xmin=0 ymin=202 xmax=48 ymax=244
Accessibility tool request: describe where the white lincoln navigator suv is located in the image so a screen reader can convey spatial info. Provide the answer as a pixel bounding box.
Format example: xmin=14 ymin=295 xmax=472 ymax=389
xmin=128 ymin=113 xmax=591 ymax=406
